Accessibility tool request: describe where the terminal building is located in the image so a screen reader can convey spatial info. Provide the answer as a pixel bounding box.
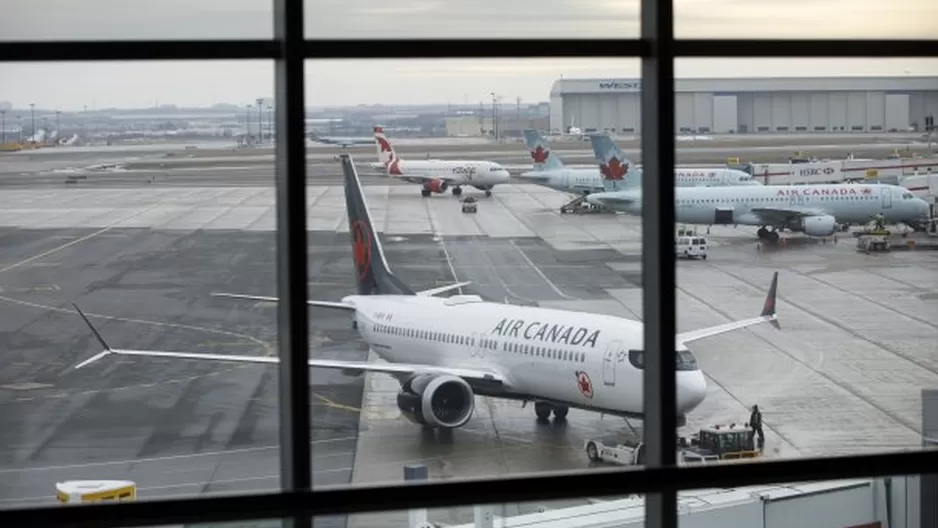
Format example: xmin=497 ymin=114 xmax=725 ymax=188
xmin=549 ymin=76 xmax=938 ymax=135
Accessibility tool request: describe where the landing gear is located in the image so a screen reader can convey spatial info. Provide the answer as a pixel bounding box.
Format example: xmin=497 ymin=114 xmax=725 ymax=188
xmin=485 ymin=189 xmax=492 ymax=197
xmin=421 ymin=189 xmax=431 ymax=197
xmin=534 ymin=402 xmax=568 ymax=422
xmin=452 ymin=187 xmax=463 ymax=197
xmin=756 ymin=226 xmax=780 ymax=246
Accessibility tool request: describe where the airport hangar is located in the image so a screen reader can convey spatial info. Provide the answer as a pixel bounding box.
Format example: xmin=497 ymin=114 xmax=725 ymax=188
xmin=549 ymin=76 xmax=938 ymax=135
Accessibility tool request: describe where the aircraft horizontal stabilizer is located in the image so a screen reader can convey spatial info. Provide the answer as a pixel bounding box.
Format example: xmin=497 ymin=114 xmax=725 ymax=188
xmin=210 ymin=292 xmax=355 ymax=311
xmin=416 ymin=281 xmax=472 ymax=297
xmin=676 ymin=271 xmax=779 ymax=345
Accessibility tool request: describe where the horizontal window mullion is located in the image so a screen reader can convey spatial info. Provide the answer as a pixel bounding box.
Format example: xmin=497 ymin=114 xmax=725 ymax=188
xmin=5 ymin=449 xmax=938 ymax=528
xmin=3 ymin=39 xmax=938 ymax=61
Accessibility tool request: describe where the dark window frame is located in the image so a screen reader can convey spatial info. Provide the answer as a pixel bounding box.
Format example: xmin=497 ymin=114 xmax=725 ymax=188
xmin=3 ymin=0 xmax=938 ymax=527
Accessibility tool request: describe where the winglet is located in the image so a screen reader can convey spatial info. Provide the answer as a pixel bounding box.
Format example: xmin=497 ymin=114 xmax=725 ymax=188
xmin=72 ymin=304 xmax=114 ymax=369
xmin=760 ymin=271 xmax=781 ymax=329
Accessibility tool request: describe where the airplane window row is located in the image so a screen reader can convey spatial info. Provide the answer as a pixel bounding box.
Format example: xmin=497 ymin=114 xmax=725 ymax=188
xmin=374 ymin=323 xmax=477 ymax=348
xmin=502 ymin=340 xmax=586 ymax=364
xmin=678 ymin=195 xmax=878 ymax=205
xmin=628 ymin=349 xmax=699 ymax=371
xmin=372 ymin=323 xmax=587 ymax=364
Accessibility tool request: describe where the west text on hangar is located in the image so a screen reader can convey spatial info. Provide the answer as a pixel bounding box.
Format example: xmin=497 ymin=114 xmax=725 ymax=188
xmin=549 ymin=76 xmax=938 ymax=135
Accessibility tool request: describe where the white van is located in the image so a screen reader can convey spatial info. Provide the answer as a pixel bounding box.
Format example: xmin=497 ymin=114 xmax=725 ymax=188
xmin=676 ymin=235 xmax=709 ymax=260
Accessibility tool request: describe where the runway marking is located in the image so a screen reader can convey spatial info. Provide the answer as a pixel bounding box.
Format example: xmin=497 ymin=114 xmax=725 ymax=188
xmin=508 ymin=240 xmax=579 ymax=301
xmin=0 ymin=200 xmax=165 ymax=275
xmin=423 ymin=200 xmax=463 ymax=295
xmin=0 ymin=436 xmax=358 ymax=474
xmin=313 ymin=392 xmax=361 ymax=413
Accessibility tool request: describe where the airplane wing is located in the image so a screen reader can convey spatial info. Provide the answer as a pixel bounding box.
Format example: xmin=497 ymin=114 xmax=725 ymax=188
xmin=70 ymin=304 xmax=505 ymax=384
xmin=210 ymin=292 xmax=356 ymax=311
xmin=396 ymin=174 xmax=459 ymax=185
xmin=749 ymin=207 xmax=825 ymax=225
xmin=587 ymin=192 xmax=640 ymax=207
xmin=414 ymin=281 xmax=472 ymax=297
xmin=676 ymin=271 xmax=780 ymax=345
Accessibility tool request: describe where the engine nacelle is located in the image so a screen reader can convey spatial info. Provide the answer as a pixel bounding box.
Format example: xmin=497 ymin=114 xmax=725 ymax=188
xmin=423 ymin=179 xmax=448 ymax=193
xmin=397 ymin=374 xmax=475 ymax=429
xmin=800 ymin=214 xmax=837 ymax=237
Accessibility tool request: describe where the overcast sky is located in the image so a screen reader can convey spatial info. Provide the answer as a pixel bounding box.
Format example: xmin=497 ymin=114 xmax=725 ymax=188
xmin=1 ymin=0 xmax=936 ymax=109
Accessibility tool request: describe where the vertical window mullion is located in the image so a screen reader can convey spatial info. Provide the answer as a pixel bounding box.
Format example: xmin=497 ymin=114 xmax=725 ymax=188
xmin=274 ymin=1 xmax=312 ymax=527
xmin=640 ymin=0 xmax=678 ymax=526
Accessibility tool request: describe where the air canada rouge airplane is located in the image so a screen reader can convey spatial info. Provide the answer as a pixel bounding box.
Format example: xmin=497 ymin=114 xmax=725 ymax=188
xmin=372 ymin=126 xmax=511 ymax=198
xmin=73 ymin=154 xmax=782 ymax=431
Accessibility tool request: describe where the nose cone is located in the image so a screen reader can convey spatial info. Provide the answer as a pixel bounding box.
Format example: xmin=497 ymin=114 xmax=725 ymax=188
xmin=498 ymin=169 xmax=511 ymax=182
xmin=916 ymin=198 xmax=931 ymax=216
xmin=676 ymin=370 xmax=707 ymax=415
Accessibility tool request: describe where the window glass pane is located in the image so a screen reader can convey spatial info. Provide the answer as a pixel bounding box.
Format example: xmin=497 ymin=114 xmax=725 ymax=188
xmin=0 ymin=61 xmax=285 ymax=509
xmin=305 ymin=59 xmax=654 ymax=484
xmin=675 ymin=0 xmax=938 ymax=39
xmin=671 ymin=57 xmax=938 ymax=466
xmin=0 ymin=0 xmax=272 ymax=41
xmin=305 ymin=0 xmax=639 ymax=39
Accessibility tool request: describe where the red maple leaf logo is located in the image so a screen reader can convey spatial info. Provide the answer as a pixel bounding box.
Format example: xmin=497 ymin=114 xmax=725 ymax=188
xmin=351 ymin=220 xmax=371 ymax=280
xmin=531 ymin=146 xmax=549 ymax=163
xmin=600 ymin=156 xmax=628 ymax=181
xmin=575 ymin=371 xmax=593 ymax=399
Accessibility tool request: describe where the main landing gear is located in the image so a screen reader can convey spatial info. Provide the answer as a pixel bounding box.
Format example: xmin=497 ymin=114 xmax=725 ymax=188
xmin=756 ymin=226 xmax=781 ymax=246
xmin=452 ymin=187 xmax=463 ymax=197
xmin=534 ymin=401 xmax=569 ymax=422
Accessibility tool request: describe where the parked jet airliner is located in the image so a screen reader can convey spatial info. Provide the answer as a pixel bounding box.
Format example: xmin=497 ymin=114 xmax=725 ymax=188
xmin=373 ymin=126 xmax=511 ymax=197
xmin=585 ymin=134 xmax=932 ymax=244
xmin=73 ymin=154 xmax=781 ymax=431
xmin=517 ymin=130 xmax=761 ymax=195
xmin=309 ymin=131 xmax=374 ymax=148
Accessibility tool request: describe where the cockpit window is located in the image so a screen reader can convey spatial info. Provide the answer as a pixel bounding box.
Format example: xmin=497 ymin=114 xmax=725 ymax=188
xmin=628 ymin=349 xmax=699 ymax=371
xmin=902 ymin=192 xmax=914 ymax=199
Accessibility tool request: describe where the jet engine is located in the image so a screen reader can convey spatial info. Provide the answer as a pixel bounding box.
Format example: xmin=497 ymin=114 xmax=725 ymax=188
xmin=397 ymin=374 xmax=475 ymax=429
xmin=800 ymin=214 xmax=837 ymax=237
xmin=423 ymin=179 xmax=448 ymax=194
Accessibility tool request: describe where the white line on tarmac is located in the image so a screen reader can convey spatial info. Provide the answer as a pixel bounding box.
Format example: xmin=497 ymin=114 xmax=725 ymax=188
xmin=0 ymin=436 xmax=357 ymax=474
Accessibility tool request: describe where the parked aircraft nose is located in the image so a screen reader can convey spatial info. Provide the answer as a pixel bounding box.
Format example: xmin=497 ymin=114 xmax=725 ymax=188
xmin=676 ymin=370 xmax=707 ymax=414
xmin=915 ymin=197 xmax=931 ymax=217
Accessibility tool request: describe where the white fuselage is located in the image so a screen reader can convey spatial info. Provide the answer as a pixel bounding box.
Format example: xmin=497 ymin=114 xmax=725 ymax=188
xmin=341 ymin=293 xmax=707 ymax=418
xmin=520 ymin=167 xmax=760 ymax=194
xmin=588 ymin=183 xmax=931 ymax=229
xmin=392 ymin=159 xmax=512 ymax=187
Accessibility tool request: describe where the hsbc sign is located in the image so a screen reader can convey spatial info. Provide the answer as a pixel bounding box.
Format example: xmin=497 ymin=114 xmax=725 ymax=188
xmin=598 ymin=81 xmax=640 ymax=90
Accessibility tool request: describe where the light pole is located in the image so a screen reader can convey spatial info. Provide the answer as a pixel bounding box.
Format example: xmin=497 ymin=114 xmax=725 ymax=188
xmin=490 ymin=92 xmax=497 ymax=141
xmin=256 ymin=98 xmax=264 ymax=144
xmin=246 ymin=104 xmax=253 ymax=143
xmin=29 ymin=103 xmax=35 ymax=142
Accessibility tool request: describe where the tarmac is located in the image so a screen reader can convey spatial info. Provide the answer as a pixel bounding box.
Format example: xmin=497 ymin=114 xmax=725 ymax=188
xmin=1 ymin=142 xmax=937 ymax=527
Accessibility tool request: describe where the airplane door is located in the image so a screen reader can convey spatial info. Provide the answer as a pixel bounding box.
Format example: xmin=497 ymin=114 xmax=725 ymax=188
xmin=472 ymin=332 xmax=482 ymax=358
xmin=603 ymin=340 xmax=622 ymax=386
xmin=881 ymin=187 xmax=892 ymax=209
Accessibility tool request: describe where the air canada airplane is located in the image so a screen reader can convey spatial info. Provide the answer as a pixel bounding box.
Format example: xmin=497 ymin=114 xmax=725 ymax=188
xmin=585 ymin=135 xmax=932 ymax=244
xmin=73 ymin=154 xmax=782 ymax=431
xmin=373 ymin=126 xmax=511 ymax=197
xmin=518 ymin=130 xmax=760 ymax=194
xmin=308 ymin=131 xmax=374 ymax=148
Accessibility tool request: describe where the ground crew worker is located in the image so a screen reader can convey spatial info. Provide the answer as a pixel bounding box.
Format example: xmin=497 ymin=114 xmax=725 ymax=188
xmin=749 ymin=404 xmax=765 ymax=450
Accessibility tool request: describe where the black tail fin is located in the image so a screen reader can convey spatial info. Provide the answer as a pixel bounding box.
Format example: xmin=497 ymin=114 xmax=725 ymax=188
xmin=340 ymin=154 xmax=415 ymax=296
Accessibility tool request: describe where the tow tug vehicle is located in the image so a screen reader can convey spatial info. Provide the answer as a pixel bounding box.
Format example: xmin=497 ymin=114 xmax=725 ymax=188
xmin=585 ymin=423 xmax=759 ymax=466
xmin=461 ymin=196 xmax=478 ymax=213
xmin=680 ymin=423 xmax=761 ymax=463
